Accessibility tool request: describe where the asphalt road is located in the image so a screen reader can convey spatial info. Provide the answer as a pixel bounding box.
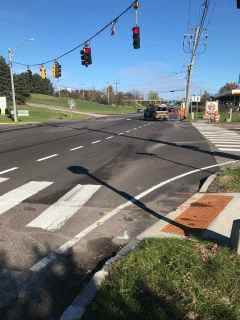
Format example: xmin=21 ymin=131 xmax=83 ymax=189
xmin=0 ymin=113 xmax=222 ymax=318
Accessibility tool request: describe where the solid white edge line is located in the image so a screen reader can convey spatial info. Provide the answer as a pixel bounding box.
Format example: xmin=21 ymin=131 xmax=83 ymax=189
xmin=29 ymin=159 xmax=237 ymax=273
xmin=70 ymin=146 xmax=84 ymax=151
xmin=37 ymin=154 xmax=59 ymax=162
xmin=91 ymin=140 xmax=101 ymax=144
xmin=0 ymin=167 xmax=18 ymax=175
xmin=106 ymin=136 xmax=114 ymax=140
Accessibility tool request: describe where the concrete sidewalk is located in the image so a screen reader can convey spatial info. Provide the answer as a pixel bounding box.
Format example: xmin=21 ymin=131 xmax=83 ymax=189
xmin=137 ymin=192 xmax=240 ymax=247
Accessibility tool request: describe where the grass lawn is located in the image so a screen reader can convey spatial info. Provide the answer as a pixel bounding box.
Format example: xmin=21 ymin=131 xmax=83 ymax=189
xmin=28 ymin=93 xmax=140 ymax=114
xmin=82 ymin=238 xmax=240 ymax=320
xmin=188 ymin=111 xmax=240 ymax=123
xmin=0 ymin=105 xmax=89 ymax=123
xmin=208 ymin=166 xmax=240 ymax=193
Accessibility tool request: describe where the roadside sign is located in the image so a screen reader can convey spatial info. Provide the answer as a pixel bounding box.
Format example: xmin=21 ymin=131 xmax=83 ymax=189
xmin=205 ymin=101 xmax=218 ymax=118
xmin=0 ymin=97 xmax=7 ymax=109
xmin=190 ymin=96 xmax=200 ymax=102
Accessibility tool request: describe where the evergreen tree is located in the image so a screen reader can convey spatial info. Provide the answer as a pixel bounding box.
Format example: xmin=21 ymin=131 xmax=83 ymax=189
xmin=0 ymin=56 xmax=12 ymax=103
xmin=14 ymin=72 xmax=30 ymax=104
xmin=29 ymin=73 xmax=54 ymax=95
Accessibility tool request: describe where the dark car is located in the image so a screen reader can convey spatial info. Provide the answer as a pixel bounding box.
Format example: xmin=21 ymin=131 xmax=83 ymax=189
xmin=144 ymin=105 xmax=169 ymax=121
xmin=144 ymin=106 xmax=155 ymax=120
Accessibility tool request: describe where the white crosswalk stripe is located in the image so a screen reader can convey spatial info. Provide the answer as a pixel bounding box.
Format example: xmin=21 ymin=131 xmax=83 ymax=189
xmin=0 ymin=181 xmax=53 ymax=216
xmin=26 ymin=184 xmax=101 ymax=231
xmin=193 ymin=123 xmax=240 ymax=154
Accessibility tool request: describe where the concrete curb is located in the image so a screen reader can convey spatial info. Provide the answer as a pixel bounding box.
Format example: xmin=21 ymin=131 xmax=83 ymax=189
xmin=199 ymin=160 xmax=240 ymax=193
xmin=60 ymin=240 xmax=141 ymax=320
xmin=199 ymin=173 xmax=218 ymax=192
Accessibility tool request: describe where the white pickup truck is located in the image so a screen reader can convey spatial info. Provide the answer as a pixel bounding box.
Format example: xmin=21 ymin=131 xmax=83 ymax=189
xmin=144 ymin=105 xmax=169 ymax=121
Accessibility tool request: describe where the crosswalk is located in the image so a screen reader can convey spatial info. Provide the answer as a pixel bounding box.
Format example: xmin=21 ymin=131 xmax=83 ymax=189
xmin=0 ymin=179 xmax=101 ymax=231
xmin=193 ymin=123 xmax=240 ymax=154
xmin=26 ymin=184 xmax=101 ymax=231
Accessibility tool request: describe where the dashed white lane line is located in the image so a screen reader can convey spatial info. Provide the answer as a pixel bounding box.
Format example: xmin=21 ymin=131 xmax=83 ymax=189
xmin=118 ymin=133 xmax=124 ymax=135
xmin=0 ymin=167 xmax=18 ymax=175
xmin=70 ymin=146 xmax=84 ymax=151
xmin=106 ymin=136 xmax=114 ymax=140
xmin=37 ymin=154 xmax=59 ymax=162
xmin=126 ymin=130 xmax=131 ymax=132
xmin=0 ymin=178 xmax=8 ymax=183
xmin=91 ymin=140 xmax=101 ymax=144
xmin=30 ymin=159 xmax=237 ymax=272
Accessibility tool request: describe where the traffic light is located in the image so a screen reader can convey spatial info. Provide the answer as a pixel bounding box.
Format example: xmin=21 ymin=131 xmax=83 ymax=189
xmin=52 ymin=63 xmax=56 ymax=78
xmin=132 ymin=26 xmax=140 ymax=49
xmin=80 ymin=49 xmax=86 ymax=66
xmin=80 ymin=47 xmax=92 ymax=67
xmin=52 ymin=62 xmax=61 ymax=78
xmin=57 ymin=63 xmax=62 ymax=77
xmin=237 ymin=0 xmax=240 ymax=9
xmin=27 ymin=69 xmax=33 ymax=82
xmin=85 ymin=47 xmax=92 ymax=66
xmin=40 ymin=64 xmax=46 ymax=80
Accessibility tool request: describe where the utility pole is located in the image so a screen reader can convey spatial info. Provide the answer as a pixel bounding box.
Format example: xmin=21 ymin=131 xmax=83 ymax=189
xmin=8 ymin=48 xmax=17 ymax=122
xmin=183 ymin=0 xmax=209 ymax=116
xmin=58 ymin=79 xmax=61 ymax=97
xmin=107 ymin=82 xmax=110 ymax=104
xmin=114 ymin=80 xmax=120 ymax=94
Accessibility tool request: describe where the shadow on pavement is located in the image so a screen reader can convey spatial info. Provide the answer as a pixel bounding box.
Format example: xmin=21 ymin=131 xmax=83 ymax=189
xmin=0 ymin=247 xmax=87 ymax=319
xmin=68 ymin=165 xmax=230 ymax=245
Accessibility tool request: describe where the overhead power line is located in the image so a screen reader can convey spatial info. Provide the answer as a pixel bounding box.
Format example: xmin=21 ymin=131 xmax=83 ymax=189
xmin=13 ymin=0 xmax=138 ymax=67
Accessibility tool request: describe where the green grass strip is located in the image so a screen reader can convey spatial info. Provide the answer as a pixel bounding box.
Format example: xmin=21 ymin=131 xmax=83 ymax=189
xmin=82 ymin=238 xmax=240 ymax=320
xmin=28 ymin=93 xmax=139 ymax=114
xmin=0 ymin=105 xmax=89 ymax=123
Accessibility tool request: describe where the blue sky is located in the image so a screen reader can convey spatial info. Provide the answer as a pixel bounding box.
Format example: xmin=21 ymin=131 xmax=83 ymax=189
xmin=1 ymin=0 xmax=239 ymax=99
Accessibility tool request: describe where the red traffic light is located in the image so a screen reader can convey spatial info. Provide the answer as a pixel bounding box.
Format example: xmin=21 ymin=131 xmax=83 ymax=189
xmin=133 ymin=27 xmax=139 ymax=34
xmin=85 ymin=47 xmax=91 ymax=53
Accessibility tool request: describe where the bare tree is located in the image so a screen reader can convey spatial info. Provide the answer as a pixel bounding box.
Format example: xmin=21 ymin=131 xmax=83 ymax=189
xmin=147 ymin=91 xmax=160 ymax=100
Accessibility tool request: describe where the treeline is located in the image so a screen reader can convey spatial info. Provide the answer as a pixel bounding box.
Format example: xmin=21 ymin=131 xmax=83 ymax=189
xmin=55 ymin=85 xmax=144 ymax=105
xmin=0 ymin=56 xmax=54 ymax=105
